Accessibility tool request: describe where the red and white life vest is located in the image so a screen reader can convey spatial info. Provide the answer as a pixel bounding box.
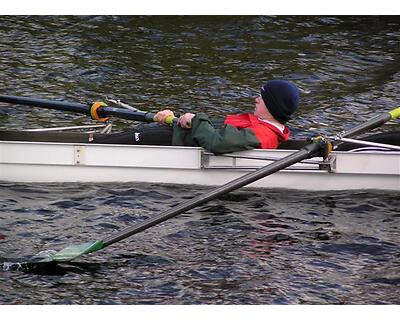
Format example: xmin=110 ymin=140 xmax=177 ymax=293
xmin=224 ymin=113 xmax=290 ymax=149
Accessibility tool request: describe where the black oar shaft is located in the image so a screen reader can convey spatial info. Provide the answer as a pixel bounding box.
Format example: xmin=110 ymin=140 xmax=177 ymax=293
xmin=0 ymin=94 xmax=90 ymax=115
xmin=339 ymin=113 xmax=392 ymax=140
xmin=99 ymin=107 xmax=156 ymax=122
xmin=0 ymin=94 xmax=157 ymax=123
xmin=102 ymin=142 xmax=321 ymax=247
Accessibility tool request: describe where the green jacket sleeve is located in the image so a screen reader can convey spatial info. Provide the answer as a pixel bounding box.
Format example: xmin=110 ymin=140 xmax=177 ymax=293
xmin=172 ymin=113 xmax=260 ymax=154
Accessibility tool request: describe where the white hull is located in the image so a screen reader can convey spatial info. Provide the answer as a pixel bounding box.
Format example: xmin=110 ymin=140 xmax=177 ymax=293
xmin=1 ymin=140 xmax=399 ymax=191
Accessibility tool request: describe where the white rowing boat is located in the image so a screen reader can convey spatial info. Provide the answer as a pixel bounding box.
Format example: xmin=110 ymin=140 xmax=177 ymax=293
xmin=1 ymin=100 xmax=399 ymax=268
xmin=1 ymin=129 xmax=399 ymax=191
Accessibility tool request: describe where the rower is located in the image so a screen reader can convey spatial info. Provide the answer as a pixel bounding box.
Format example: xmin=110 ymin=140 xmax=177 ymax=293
xmin=93 ymin=80 xmax=300 ymax=154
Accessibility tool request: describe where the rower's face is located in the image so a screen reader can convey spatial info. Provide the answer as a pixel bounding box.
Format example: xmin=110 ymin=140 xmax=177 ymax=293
xmin=254 ymin=95 xmax=268 ymax=117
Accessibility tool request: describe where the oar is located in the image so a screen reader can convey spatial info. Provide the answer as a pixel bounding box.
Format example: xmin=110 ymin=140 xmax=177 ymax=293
xmin=23 ymin=139 xmax=326 ymax=266
xmin=2 ymin=105 xmax=396 ymax=270
xmin=0 ymin=94 xmax=176 ymax=125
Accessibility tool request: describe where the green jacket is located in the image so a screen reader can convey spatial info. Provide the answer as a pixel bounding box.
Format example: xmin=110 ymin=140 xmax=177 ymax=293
xmin=171 ymin=112 xmax=260 ymax=154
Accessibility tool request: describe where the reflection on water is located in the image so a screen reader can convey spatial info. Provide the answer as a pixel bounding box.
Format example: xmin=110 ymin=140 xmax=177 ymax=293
xmin=0 ymin=16 xmax=400 ymax=304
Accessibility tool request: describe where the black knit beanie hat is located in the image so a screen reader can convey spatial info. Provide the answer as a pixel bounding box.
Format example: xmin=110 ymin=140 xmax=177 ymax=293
xmin=260 ymin=80 xmax=300 ymax=124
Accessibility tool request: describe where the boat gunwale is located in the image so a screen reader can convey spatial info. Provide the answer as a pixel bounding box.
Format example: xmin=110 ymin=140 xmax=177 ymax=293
xmin=1 ymin=138 xmax=400 ymax=157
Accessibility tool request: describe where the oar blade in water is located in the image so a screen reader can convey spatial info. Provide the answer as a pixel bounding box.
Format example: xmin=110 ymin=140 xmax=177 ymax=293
xmin=51 ymin=240 xmax=104 ymax=262
xmin=52 ymin=240 xmax=103 ymax=262
xmin=1 ymin=241 xmax=104 ymax=273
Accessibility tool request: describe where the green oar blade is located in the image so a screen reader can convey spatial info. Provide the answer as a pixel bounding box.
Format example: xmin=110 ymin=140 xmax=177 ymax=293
xmin=1 ymin=241 xmax=103 ymax=272
xmin=51 ymin=240 xmax=104 ymax=263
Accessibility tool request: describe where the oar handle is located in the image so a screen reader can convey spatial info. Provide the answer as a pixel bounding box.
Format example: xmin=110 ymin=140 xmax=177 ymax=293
xmin=389 ymin=107 xmax=400 ymax=120
xmin=155 ymin=114 xmax=178 ymax=126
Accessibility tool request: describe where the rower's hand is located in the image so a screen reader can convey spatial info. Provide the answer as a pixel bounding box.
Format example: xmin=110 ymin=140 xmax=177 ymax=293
xmin=155 ymin=109 xmax=175 ymax=124
xmin=178 ymin=113 xmax=195 ymax=129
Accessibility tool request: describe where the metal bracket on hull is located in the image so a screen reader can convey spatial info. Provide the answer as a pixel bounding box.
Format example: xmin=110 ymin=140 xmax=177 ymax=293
xmin=201 ymin=151 xmax=325 ymax=171
xmin=74 ymin=145 xmax=86 ymax=165
xmin=319 ymin=154 xmax=336 ymax=172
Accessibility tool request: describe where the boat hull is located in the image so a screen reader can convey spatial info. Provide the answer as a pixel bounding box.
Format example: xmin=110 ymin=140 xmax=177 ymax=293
xmin=1 ymin=140 xmax=399 ymax=191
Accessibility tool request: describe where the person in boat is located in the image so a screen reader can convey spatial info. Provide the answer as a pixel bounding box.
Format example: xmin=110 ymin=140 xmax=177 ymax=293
xmin=94 ymin=80 xmax=300 ymax=154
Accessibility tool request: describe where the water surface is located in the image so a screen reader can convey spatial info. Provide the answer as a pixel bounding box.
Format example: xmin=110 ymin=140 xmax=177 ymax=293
xmin=1 ymin=183 xmax=399 ymax=304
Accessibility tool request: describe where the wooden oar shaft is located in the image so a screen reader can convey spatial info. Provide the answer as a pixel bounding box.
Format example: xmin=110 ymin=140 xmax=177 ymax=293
xmin=102 ymin=142 xmax=322 ymax=247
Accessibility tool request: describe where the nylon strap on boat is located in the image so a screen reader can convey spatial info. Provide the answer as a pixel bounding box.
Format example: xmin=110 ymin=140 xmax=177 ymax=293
xmin=90 ymin=102 xmax=109 ymax=122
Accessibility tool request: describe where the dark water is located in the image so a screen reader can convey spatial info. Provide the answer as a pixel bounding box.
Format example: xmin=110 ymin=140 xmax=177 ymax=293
xmin=1 ymin=183 xmax=399 ymax=304
xmin=0 ymin=16 xmax=400 ymax=304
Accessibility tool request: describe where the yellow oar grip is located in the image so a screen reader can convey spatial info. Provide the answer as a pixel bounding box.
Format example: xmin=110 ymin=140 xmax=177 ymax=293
xmin=389 ymin=107 xmax=400 ymax=120
xmin=153 ymin=114 xmax=175 ymax=126
xmin=164 ymin=115 xmax=175 ymax=125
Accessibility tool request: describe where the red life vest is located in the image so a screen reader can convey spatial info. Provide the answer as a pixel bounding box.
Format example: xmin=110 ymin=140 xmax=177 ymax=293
xmin=224 ymin=113 xmax=290 ymax=149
